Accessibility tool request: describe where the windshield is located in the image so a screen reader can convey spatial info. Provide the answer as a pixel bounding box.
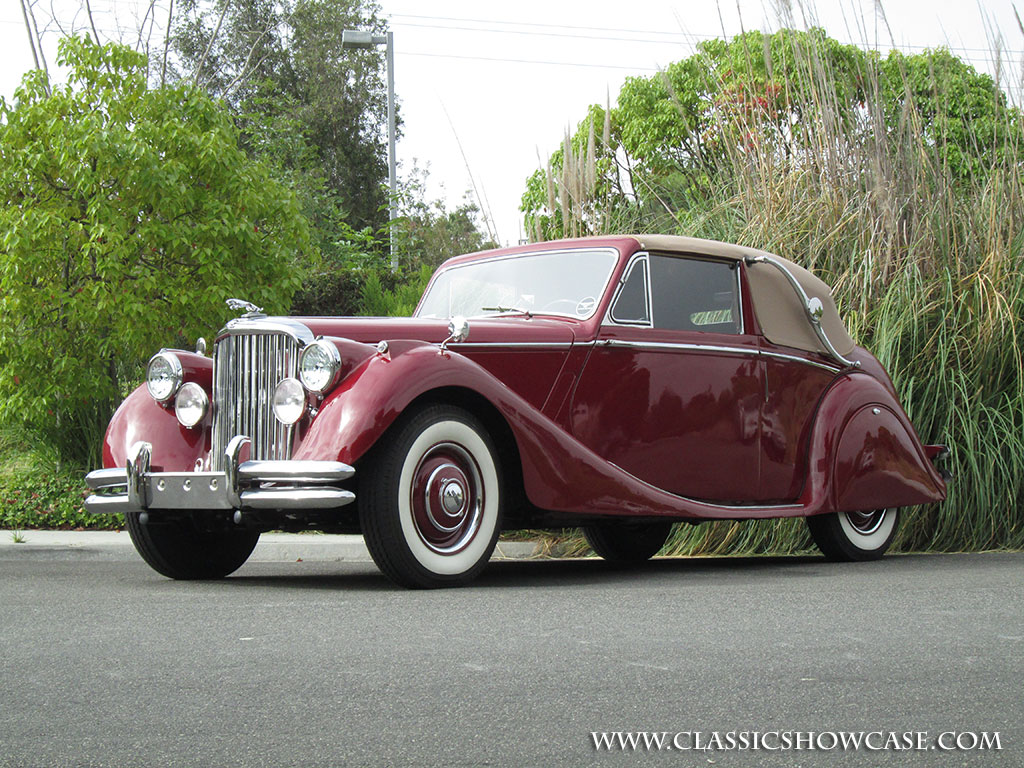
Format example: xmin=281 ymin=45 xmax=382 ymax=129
xmin=416 ymin=248 xmax=619 ymax=320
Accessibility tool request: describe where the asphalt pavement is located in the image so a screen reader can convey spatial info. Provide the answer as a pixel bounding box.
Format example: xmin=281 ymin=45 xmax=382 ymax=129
xmin=0 ymin=540 xmax=1020 ymax=767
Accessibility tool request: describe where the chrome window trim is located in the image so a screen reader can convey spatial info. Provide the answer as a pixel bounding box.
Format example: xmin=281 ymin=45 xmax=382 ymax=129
xmin=607 ymin=251 xmax=743 ymax=334
xmin=606 ymin=254 xmax=652 ymax=327
xmin=415 ymin=246 xmax=621 ymax=322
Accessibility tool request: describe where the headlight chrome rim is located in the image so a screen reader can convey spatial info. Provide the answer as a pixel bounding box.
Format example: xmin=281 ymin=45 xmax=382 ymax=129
xmin=146 ymin=351 xmax=183 ymax=403
xmin=174 ymin=382 xmax=209 ymax=428
xmin=273 ymin=377 xmax=306 ymax=425
xmin=299 ymin=339 xmax=342 ymax=394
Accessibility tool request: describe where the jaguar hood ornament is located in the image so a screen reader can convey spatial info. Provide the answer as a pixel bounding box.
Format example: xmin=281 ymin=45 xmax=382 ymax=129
xmin=226 ymin=298 xmax=264 ymax=318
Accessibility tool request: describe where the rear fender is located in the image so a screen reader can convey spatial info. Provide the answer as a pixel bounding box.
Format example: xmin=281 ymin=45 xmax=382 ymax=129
xmin=799 ymin=373 xmax=947 ymax=513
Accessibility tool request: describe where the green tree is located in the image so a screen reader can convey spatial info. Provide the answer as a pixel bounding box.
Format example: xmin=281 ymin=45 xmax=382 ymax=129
xmin=171 ymin=0 xmax=393 ymax=232
xmin=0 ymin=36 xmax=310 ymax=464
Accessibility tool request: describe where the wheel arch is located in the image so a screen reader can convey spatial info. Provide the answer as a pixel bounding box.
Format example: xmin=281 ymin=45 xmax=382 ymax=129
xmin=375 ymin=385 xmax=528 ymax=523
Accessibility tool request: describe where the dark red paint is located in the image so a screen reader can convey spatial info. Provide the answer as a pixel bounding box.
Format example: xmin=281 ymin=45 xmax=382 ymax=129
xmin=101 ymin=235 xmax=947 ymax=525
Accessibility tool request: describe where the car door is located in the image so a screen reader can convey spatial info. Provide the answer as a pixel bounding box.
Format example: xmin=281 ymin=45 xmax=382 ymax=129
xmin=570 ymin=252 xmax=764 ymax=503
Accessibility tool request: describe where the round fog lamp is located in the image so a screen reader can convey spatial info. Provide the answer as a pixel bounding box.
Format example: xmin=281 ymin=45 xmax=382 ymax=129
xmin=299 ymin=340 xmax=341 ymax=393
xmin=146 ymin=351 xmax=183 ymax=402
xmin=174 ymin=382 xmax=209 ymax=428
xmin=273 ymin=378 xmax=306 ymax=425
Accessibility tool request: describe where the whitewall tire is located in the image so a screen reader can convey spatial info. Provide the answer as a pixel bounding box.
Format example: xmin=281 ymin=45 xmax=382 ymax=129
xmin=806 ymin=508 xmax=900 ymax=561
xmin=360 ymin=405 xmax=503 ymax=588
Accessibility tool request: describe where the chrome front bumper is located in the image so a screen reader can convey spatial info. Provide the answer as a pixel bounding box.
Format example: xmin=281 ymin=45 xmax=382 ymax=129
xmin=85 ymin=438 xmax=355 ymax=515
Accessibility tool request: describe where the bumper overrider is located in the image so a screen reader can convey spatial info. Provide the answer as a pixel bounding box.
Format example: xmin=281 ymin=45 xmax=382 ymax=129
xmin=85 ymin=437 xmax=355 ymax=516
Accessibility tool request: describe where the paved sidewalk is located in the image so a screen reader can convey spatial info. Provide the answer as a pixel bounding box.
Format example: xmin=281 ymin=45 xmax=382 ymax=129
xmin=0 ymin=530 xmax=541 ymax=562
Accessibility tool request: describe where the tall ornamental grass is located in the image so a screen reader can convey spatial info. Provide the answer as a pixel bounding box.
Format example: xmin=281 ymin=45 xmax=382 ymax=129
xmin=528 ymin=26 xmax=1024 ymax=554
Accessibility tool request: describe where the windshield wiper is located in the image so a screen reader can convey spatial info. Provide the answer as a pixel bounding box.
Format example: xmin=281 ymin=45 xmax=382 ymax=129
xmin=481 ymin=305 xmax=533 ymax=318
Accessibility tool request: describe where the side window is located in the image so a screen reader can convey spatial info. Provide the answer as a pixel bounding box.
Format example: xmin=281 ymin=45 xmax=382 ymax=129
xmin=609 ymin=258 xmax=650 ymax=325
xmin=649 ymin=255 xmax=741 ymax=333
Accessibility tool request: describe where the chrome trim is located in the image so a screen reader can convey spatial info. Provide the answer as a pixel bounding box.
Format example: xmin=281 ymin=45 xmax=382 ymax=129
xmin=607 ymin=254 xmax=652 ymax=327
xmin=605 ymin=251 xmax=743 ymax=334
xmin=598 ymin=339 xmax=759 ymax=358
xmin=224 ymin=435 xmax=249 ymax=509
xmin=744 ymin=255 xmax=860 ymax=369
xmin=439 ymin=316 xmax=470 ymax=353
xmin=599 ymin=339 xmax=842 ymax=373
xmin=734 ymin=259 xmax=745 ymax=334
xmin=218 ymin=317 xmax=315 ymax=346
xmin=298 ymin=339 xmax=342 ymax=393
xmin=174 ymin=382 xmax=209 ymax=428
xmin=451 ymin=341 xmax=582 ymax=349
xmin=212 ymin=326 xmax=306 ymax=471
xmin=84 ymin=438 xmax=356 ymax=515
xmin=126 ymin=442 xmax=151 ymax=510
xmin=226 ymin=298 xmax=264 ymax=316
xmin=146 ymin=351 xmax=183 ymax=403
xmin=416 ymin=246 xmax=620 ymax=321
xmin=759 ymin=350 xmax=841 ymax=373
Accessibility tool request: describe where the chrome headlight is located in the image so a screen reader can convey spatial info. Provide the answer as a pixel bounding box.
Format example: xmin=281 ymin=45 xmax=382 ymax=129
xmin=146 ymin=351 xmax=183 ymax=403
xmin=299 ymin=340 xmax=341 ymax=393
xmin=273 ymin=378 xmax=306 ymax=425
xmin=174 ymin=382 xmax=209 ymax=428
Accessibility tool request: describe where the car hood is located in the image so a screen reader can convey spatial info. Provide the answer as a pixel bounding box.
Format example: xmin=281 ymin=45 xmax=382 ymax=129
xmin=294 ymin=315 xmax=578 ymax=346
xmin=293 ymin=315 xmax=579 ymax=413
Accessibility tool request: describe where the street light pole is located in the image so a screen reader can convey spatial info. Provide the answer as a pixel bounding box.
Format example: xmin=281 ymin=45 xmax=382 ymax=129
xmin=341 ymin=28 xmax=398 ymax=272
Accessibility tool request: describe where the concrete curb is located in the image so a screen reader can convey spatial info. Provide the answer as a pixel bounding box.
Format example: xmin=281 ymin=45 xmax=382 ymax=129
xmin=0 ymin=530 xmax=542 ymax=563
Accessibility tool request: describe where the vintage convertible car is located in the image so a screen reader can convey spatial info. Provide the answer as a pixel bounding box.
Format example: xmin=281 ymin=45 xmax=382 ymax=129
xmin=86 ymin=235 xmax=949 ymax=587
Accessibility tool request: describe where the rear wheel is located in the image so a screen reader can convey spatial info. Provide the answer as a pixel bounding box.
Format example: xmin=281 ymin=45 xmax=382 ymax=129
xmin=125 ymin=512 xmax=259 ymax=579
xmin=806 ymin=508 xmax=899 ymax=561
xmin=583 ymin=521 xmax=674 ymax=563
xmin=359 ymin=405 xmax=503 ymax=588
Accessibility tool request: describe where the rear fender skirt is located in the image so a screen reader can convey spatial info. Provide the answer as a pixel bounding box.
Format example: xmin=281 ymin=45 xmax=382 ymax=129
xmin=797 ymin=373 xmax=947 ymax=514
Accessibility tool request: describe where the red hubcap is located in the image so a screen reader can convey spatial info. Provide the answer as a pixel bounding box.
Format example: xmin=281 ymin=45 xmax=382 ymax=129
xmin=410 ymin=442 xmax=484 ymax=554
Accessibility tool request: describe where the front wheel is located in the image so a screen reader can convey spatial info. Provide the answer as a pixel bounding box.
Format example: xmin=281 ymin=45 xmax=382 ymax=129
xmin=806 ymin=508 xmax=900 ymax=561
xmin=583 ymin=521 xmax=674 ymax=563
xmin=125 ymin=512 xmax=259 ymax=579
xmin=359 ymin=405 xmax=504 ymax=588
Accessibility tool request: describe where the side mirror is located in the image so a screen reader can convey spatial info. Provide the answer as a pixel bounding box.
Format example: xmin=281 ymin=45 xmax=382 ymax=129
xmin=447 ymin=316 xmax=470 ymax=343
xmin=440 ymin=316 xmax=470 ymax=353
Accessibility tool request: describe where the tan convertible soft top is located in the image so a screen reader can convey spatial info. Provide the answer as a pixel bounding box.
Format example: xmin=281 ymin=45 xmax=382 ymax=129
xmin=635 ymin=234 xmax=856 ymax=357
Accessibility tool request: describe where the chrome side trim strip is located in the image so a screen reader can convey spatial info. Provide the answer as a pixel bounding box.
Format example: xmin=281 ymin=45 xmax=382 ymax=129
xmin=597 ymin=339 xmax=842 ymax=373
xmin=598 ymin=339 xmax=758 ymax=357
xmin=451 ymin=341 xmax=587 ymax=349
xmin=760 ymin=350 xmax=841 ymax=373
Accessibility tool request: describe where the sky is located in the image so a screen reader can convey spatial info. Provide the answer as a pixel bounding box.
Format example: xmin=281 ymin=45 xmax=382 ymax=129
xmin=2 ymin=0 xmax=1022 ymax=247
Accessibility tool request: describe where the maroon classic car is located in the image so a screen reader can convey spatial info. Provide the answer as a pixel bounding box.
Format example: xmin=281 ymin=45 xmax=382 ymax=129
xmin=86 ymin=235 xmax=948 ymax=587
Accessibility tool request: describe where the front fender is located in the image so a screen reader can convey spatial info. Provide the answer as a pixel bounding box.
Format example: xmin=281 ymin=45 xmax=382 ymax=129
xmin=292 ymin=341 xmax=508 ymax=465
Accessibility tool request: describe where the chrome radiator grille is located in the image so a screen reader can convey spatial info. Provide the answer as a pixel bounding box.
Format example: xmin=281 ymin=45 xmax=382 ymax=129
xmin=211 ymin=331 xmax=301 ymax=470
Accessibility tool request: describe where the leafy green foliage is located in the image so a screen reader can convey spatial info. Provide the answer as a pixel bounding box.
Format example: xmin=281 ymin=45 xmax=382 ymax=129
xmin=172 ymin=0 xmax=392 ymax=232
xmin=0 ymin=37 xmax=310 ymax=464
xmin=359 ymin=265 xmax=433 ymax=317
